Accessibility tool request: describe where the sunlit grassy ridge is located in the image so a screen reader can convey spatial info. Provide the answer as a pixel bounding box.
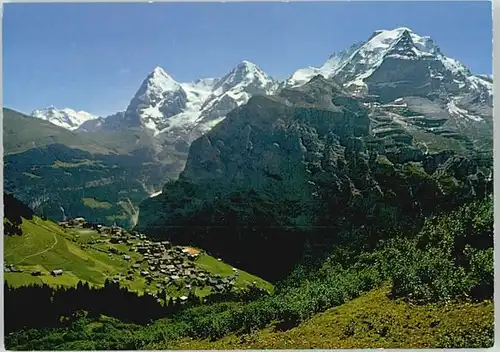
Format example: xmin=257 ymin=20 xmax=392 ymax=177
xmin=167 ymin=284 xmax=493 ymax=349
xmin=4 ymin=217 xmax=272 ymax=296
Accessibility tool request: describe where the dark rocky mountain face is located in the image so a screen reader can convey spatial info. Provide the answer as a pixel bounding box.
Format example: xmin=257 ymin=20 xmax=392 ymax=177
xmin=136 ymin=76 xmax=492 ymax=281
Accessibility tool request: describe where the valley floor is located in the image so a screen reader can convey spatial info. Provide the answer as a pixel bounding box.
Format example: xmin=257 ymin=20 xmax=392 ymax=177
xmin=165 ymin=284 xmax=494 ymax=349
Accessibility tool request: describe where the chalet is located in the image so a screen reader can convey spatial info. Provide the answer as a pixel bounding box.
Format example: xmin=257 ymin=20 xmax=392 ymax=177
xmin=140 ymin=270 xmax=149 ymax=276
xmin=72 ymin=217 xmax=86 ymax=228
xmin=58 ymin=221 xmax=69 ymax=228
xmin=110 ymin=237 xmax=122 ymax=244
xmin=136 ymin=246 xmax=148 ymax=253
xmin=31 ymin=270 xmax=42 ymax=276
xmin=123 ymin=255 xmax=131 ymax=261
xmin=51 ymin=269 xmax=63 ymax=276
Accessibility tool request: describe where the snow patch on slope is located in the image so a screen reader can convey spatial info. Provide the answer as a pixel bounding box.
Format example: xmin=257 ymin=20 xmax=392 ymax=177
xmin=447 ymin=99 xmax=484 ymax=122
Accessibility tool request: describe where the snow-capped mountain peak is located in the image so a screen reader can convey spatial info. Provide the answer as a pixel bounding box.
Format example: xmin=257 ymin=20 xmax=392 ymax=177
xmin=135 ymin=66 xmax=182 ymax=104
xmin=212 ymin=60 xmax=275 ymax=96
xmin=33 ymin=27 xmax=491 ymax=142
xmin=194 ymin=61 xmax=278 ymax=127
xmin=286 ymin=26 xmax=490 ymax=105
xmin=147 ymin=66 xmax=180 ymax=92
xmin=31 ymin=106 xmax=99 ymax=130
xmin=121 ymin=66 xmax=188 ymax=131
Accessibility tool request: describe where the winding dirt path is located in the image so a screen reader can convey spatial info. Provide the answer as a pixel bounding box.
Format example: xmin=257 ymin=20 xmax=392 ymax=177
xmin=16 ymin=231 xmax=58 ymax=264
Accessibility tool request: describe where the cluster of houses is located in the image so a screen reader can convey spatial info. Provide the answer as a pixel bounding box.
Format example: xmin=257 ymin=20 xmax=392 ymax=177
xmin=113 ymin=235 xmax=239 ymax=296
xmin=58 ymin=217 xmax=88 ymax=229
xmin=56 ymin=217 xmax=241 ymax=298
xmin=5 ymin=217 xmax=260 ymax=304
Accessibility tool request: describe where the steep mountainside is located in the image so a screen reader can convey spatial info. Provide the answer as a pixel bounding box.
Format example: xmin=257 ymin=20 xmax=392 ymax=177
xmin=136 ymin=76 xmax=492 ymax=280
xmin=7 ymin=197 xmax=493 ymax=350
xmin=286 ymin=27 xmax=492 ymax=154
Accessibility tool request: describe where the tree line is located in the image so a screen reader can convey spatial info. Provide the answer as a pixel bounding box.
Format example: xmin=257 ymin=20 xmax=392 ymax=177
xmin=4 ymin=279 xmax=269 ymax=334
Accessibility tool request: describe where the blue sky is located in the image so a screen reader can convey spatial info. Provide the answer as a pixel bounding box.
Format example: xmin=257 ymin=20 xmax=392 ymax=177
xmin=3 ymin=1 xmax=492 ymax=117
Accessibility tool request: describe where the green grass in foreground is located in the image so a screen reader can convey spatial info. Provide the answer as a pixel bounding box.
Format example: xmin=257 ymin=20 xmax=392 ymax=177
xmin=167 ymin=284 xmax=494 ymax=349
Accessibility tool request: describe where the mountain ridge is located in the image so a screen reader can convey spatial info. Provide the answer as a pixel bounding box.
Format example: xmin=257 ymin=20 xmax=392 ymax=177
xmin=30 ymin=27 xmax=492 ymax=141
xmin=8 ymin=26 xmax=492 ymax=229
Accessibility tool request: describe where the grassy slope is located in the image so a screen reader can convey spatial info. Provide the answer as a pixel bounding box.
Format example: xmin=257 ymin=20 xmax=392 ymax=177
xmin=3 ymin=217 xmax=272 ymax=296
xmin=4 ymin=218 xmax=131 ymax=288
xmin=168 ymin=284 xmax=493 ymax=349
